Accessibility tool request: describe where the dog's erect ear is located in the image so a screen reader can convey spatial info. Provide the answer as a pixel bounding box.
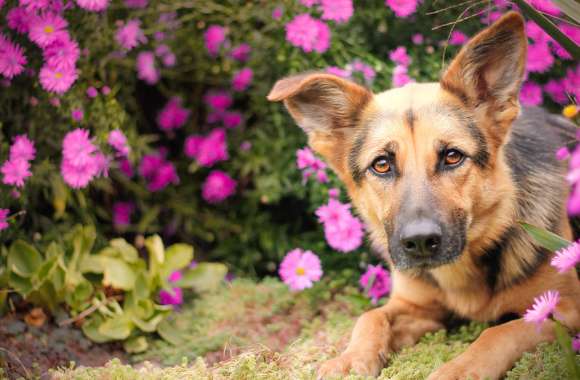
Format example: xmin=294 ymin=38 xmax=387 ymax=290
xmin=440 ymin=12 xmax=527 ymax=132
xmin=267 ymin=72 xmax=372 ymax=134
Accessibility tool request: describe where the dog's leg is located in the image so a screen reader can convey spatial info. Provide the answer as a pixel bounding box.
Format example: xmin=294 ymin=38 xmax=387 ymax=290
xmin=317 ymin=295 xmax=445 ymax=378
xmin=427 ymin=295 xmax=580 ymax=380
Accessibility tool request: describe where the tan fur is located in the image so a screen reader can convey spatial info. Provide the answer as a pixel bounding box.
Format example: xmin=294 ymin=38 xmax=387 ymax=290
xmin=267 ymin=12 xmax=580 ymax=379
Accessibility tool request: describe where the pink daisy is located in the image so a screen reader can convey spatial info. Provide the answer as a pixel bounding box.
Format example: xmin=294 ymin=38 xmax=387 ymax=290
xmin=204 ymin=91 xmax=232 ymax=111
xmin=71 ymin=107 xmax=84 ymax=121
xmin=526 ymin=42 xmax=554 ymax=73
xmin=527 ymin=0 xmax=561 ymax=16
xmin=157 ymin=97 xmax=190 ymax=131
xmin=201 ymin=170 xmax=236 ymax=203
xmin=412 ymin=33 xmax=424 ymax=44
xmin=573 ymin=334 xmax=580 ymax=352
xmin=232 ymin=67 xmax=253 ymax=92
xmin=159 ymin=271 xmax=183 ymax=306
xmin=62 ymin=129 xmax=97 ymax=166
xmin=195 ymin=128 xmax=228 ymax=167
xmin=320 ymin=0 xmax=353 ymax=24
xmin=75 ymin=0 xmax=109 ymax=11
xmin=0 ymin=36 xmax=27 ymax=79
xmin=285 ymin=14 xmax=331 ymax=53
xmin=28 ymin=12 xmax=68 ymax=48
xmin=449 ymin=30 xmax=468 ymax=45
xmin=389 ymin=46 xmax=411 ymax=66
xmin=0 ymin=209 xmax=8 ymax=231
xmin=43 ymin=35 xmax=80 ymax=70
xmin=124 ymin=0 xmax=147 ymax=8
xmin=10 ymin=135 xmax=35 ymax=161
xmin=115 ymin=19 xmax=147 ymax=51
xmin=327 ymin=66 xmax=351 ymax=78
xmin=278 ymin=248 xmax=323 ymax=291
xmin=113 ymin=201 xmax=134 ymax=227
xmin=300 ymin=0 xmax=318 ymax=6
xmin=7 ymin=7 xmax=33 ymax=34
xmin=39 ymin=64 xmax=77 ymax=94
xmin=544 ymin=79 xmax=567 ymax=104
xmin=230 ymin=43 xmax=251 ymax=62
xmin=551 ymin=241 xmax=580 ymax=273
xmin=136 ymin=51 xmax=159 ymax=84
xmin=204 ymin=25 xmax=226 ymax=57
xmin=555 ymin=147 xmax=569 ymax=161
xmin=360 ymin=264 xmax=391 ymax=304
xmin=184 ymin=135 xmax=204 ymax=158
xmin=272 ymin=7 xmax=283 ymax=20
xmin=386 ymin=0 xmax=418 ymax=18
xmin=523 ymin=290 xmax=560 ymax=326
xmin=393 ymin=65 xmax=412 ymax=87
xmin=1 ymin=159 xmax=32 ymax=187
xmin=520 ymin=81 xmax=543 ymax=106
xmin=108 ymin=129 xmax=130 ymax=157
xmin=223 ymin=111 xmax=242 ymax=128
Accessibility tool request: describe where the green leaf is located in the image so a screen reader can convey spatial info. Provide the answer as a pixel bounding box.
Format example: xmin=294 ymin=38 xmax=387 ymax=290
xmin=176 ymin=263 xmax=227 ymax=293
xmin=79 ymin=255 xmax=106 ymax=274
xmin=32 ymin=257 xmax=58 ymax=289
xmin=156 ymin=318 xmax=184 ymax=345
xmin=82 ymin=315 xmax=113 ymax=343
xmin=551 ymin=0 xmax=580 ymax=24
xmin=8 ymin=240 xmax=43 ymax=278
xmin=123 ymin=336 xmax=148 ymax=353
xmin=161 ymin=244 xmax=194 ymax=278
xmin=133 ymin=272 xmax=150 ymax=300
xmin=8 ymin=272 xmax=33 ymax=297
xmin=65 ymin=279 xmax=94 ymax=310
xmin=109 ymin=239 xmax=139 ymax=263
xmin=145 ymin=235 xmax=165 ymax=266
xmin=519 ymin=222 xmax=571 ymax=252
xmin=98 ymin=314 xmax=133 ymax=340
xmin=131 ymin=313 xmax=165 ymax=333
xmin=102 ymin=258 xmax=136 ymax=290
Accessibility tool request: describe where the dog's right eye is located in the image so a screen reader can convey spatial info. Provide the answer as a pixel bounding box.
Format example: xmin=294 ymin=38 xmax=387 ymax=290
xmin=371 ymin=156 xmax=391 ymax=175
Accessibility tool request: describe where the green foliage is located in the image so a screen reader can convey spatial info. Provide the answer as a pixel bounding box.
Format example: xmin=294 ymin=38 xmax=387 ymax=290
xmin=519 ymin=222 xmax=571 ymax=252
xmin=1 ymin=225 xmax=227 ymax=349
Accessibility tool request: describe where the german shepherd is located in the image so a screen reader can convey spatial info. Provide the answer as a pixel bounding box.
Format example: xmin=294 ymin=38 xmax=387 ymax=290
xmin=268 ymin=12 xmax=580 ymax=380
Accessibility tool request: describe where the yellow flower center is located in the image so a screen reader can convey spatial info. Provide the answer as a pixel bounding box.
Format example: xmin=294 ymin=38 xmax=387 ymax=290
xmin=44 ymin=25 xmax=55 ymax=34
xmin=295 ymin=267 xmax=306 ymax=276
xmin=54 ymin=72 xmax=63 ymax=79
xmin=563 ymin=105 xmax=578 ymax=119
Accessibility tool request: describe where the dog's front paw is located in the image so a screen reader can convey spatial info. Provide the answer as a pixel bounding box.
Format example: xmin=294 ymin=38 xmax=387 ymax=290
xmin=317 ymin=351 xmax=383 ymax=379
xmin=427 ymin=359 xmax=492 ymax=380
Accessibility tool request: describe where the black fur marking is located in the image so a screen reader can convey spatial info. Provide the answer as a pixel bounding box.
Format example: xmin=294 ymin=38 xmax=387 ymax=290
xmin=465 ymin=121 xmax=490 ymax=168
xmin=479 ymin=227 xmax=515 ymax=291
xmin=348 ymin=126 xmax=368 ymax=184
xmin=404 ymin=109 xmax=415 ymax=132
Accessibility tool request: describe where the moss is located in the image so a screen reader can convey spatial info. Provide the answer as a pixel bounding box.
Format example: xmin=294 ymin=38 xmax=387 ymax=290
xmin=51 ymin=279 xmax=577 ymax=380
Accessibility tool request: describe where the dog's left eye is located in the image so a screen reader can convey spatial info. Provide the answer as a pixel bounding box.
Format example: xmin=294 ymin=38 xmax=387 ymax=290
xmin=444 ymin=149 xmax=465 ymax=167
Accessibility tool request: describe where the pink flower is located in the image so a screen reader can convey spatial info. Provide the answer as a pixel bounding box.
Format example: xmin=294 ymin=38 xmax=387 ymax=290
xmin=0 ymin=35 xmax=27 ymax=79
xmin=71 ymin=107 xmax=84 ymax=121
xmin=39 ymin=64 xmax=77 ymax=94
xmin=328 ymin=188 xmax=340 ymax=198
xmin=195 ymin=128 xmax=228 ymax=167
xmin=7 ymin=7 xmax=33 ymax=34
xmin=272 ymin=7 xmax=283 ymax=20
xmin=202 ymin=170 xmax=236 ymax=203
xmin=19 ymin=0 xmax=51 ymax=12
xmin=113 ymin=201 xmax=134 ymax=227
xmin=523 ymin=290 xmax=560 ymax=326
xmin=161 ymin=53 xmax=176 ymax=67
xmin=551 ymin=241 xmax=580 ymax=273
xmin=43 ymin=36 xmax=80 ymax=70
xmin=62 ymin=129 xmax=97 ymax=166
xmin=389 ymin=46 xmax=410 ymax=66
xmin=327 ymin=66 xmax=351 ymax=78
xmin=116 ymin=19 xmax=146 ymax=50
xmin=204 ymin=25 xmax=226 ymax=57
xmin=124 ymin=0 xmax=147 ymax=8
xmin=316 ymin=199 xmax=364 ymax=252
xmin=573 ymin=334 xmax=580 ymax=352
xmin=0 ymin=209 xmax=8 ymax=231
xmin=352 ymin=59 xmax=375 ymax=82
xmin=223 ymin=111 xmax=242 ymax=128
xmin=61 ymin=129 xmax=105 ymax=188
xmin=556 ymin=147 xmax=569 ymax=161
xmin=552 ymin=24 xmax=580 ymax=60
xmin=296 ymin=147 xmax=317 ymax=170
xmin=28 ymin=12 xmax=68 ymax=48
xmin=108 ymin=130 xmax=130 ymax=157
xmin=139 ymin=153 xmax=179 ymax=192
xmin=412 ymin=33 xmax=424 ymax=44
xmin=232 ymin=67 xmax=253 ymax=92
xmin=385 ymin=0 xmax=418 ymax=18
xmin=101 ymin=85 xmax=110 ymax=95
xmin=157 ymin=97 xmax=190 ymax=131
xmin=285 ymin=14 xmax=331 ymax=53
xmin=204 ymin=91 xmax=232 ymax=111
xmin=544 ymin=79 xmax=567 ymax=104
xmin=320 ymin=0 xmax=353 ymax=23
xmin=136 ymin=51 xmax=159 ymax=84
xmin=10 ymin=135 xmax=35 ymax=161
xmin=563 ymin=66 xmax=580 ymax=101
xmin=119 ymin=158 xmax=133 ymax=178
xmin=526 ymin=42 xmax=554 ymax=73
xmin=278 ymin=248 xmax=323 ymax=291
xmin=520 ymin=81 xmax=543 ymax=106
xmin=527 ymin=0 xmax=561 ymax=16
xmin=1 ymin=159 xmax=31 ymax=187
xmin=526 ymin=21 xmax=549 ymax=43
xmin=75 ymin=0 xmax=109 ymax=11
xmin=568 ymin=188 xmax=580 ymax=215
xmin=240 ymin=141 xmax=252 ymax=151
xmin=230 ymin=43 xmax=251 ymax=62
xmin=184 ymin=135 xmax=204 ymax=158
xmin=449 ymin=30 xmax=468 ymax=45
xmin=392 ymin=65 xmax=412 ymax=87
xmin=316 ymin=170 xmax=328 ymax=183
xmin=360 ymin=264 xmax=391 ymax=304
xmin=86 ymin=86 xmax=98 ymax=98
xmin=159 ymin=271 xmax=183 ymax=306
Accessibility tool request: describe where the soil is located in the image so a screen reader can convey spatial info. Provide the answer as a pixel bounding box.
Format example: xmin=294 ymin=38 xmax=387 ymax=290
xmin=0 ymin=312 xmax=126 ymax=380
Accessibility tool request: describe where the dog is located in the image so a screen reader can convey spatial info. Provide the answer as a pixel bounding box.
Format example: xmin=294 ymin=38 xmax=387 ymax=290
xmin=268 ymin=12 xmax=580 ymax=380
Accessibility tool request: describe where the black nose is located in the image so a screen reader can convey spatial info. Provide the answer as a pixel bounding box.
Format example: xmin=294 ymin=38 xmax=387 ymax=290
xmin=400 ymin=218 xmax=442 ymax=257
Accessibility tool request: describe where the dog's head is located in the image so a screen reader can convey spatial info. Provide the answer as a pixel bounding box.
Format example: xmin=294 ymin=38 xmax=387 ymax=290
xmin=268 ymin=13 xmax=527 ymax=271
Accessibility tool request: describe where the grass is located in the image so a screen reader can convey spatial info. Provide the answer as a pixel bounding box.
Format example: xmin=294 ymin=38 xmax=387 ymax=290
xmin=50 ymin=278 xmax=579 ymax=380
